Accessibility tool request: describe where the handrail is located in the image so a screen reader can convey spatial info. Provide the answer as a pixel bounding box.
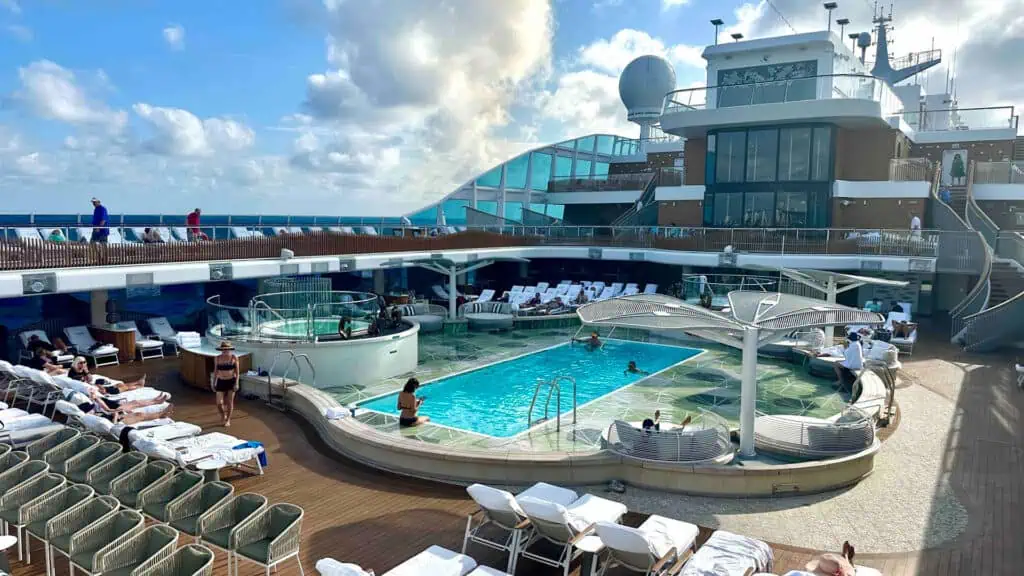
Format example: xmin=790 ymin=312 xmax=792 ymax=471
xmin=949 ymin=161 xmax=994 ymax=343
xmin=527 ymin=375 xmax=577 ymax=432
xmin=266 ymin=350 xmax=297 ymax=407
xmin=966 ymin=160 xmax=1001 ymax=247
xmin=282 ymin=353 xmax=316 ymax=388
xmin=552 ymin=375 xmax=577 ymax=426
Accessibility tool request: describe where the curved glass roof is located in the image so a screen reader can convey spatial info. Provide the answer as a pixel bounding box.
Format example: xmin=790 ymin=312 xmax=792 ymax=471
xmin=404 ymin=133 xmax=644 ymax=226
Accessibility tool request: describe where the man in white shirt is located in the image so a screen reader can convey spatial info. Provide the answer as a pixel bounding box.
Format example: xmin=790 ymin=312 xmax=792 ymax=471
xmin=910 ymin=214 xmax=922 ymax=239
xmin=833 ymin=332 xmax=864 ymax=392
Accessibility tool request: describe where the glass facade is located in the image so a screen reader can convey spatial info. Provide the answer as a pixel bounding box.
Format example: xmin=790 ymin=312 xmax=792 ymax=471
xmin=409 ymin=134 xmax=641 ymax=225
xmin=704 ymin=124 xmax=834 ymax=228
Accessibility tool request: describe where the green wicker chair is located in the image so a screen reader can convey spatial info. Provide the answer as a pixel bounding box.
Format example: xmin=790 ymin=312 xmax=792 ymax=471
xmin=43 ymin=435 xmax=100 ymax=475
xmin=0 ymin=450 xmax=29 ymax=475
xmin=65 ymin=509 xmax=145 ymax=576
xmin=165 ymin=481 xmax=234 ymax=542
xmin=197 ymin=493 xmax=267 ymax=575
xmin=86 ymin=452 xmax=148 ymax=495
xmin=25 ymin=428 xmax=80 ymax=461
xmin=46 ymin=495 xmax=120 ymax=576
xmin=135 ymin=544 xmax=215 ymax=576
xmin=0 ymin=459 xmax=48 ymax=496
xmin=138 ymin=470 xmax=203 ymax=523
xmin=111 ymin=460 xmax=175 ymax=510
xmin=231 ymin=503 xmax=305 ymax=576
xmin=0 ymin=472 xmax=65 ymax=562
xmin=64 ymin=441 xmax=121 ymax=484
xmin=21 ymin=483 xmax=94 ymax=570
xmin=92 ymin=524 xmax=178 ymax=576
xmin=0 ymin=442 xmax=10 ymax=458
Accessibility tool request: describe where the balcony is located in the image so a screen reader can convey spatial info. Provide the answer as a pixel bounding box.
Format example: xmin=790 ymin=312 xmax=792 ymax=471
xmin=660 ymin=74 xmax=904 ymax=138
xmin=973 ymin=161 xmax=1024 ymax=185
xmin=896 ymin=107 xmax=1018 ymax=144
xmin=889 ymin=158 xmax=934 ymax=182
xmin=545 ymin=168 xmax=684 ymax=193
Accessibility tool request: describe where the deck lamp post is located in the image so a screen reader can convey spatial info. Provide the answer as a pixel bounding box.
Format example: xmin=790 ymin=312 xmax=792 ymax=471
xmin=824 ymin=3 xmax=838 ymax=32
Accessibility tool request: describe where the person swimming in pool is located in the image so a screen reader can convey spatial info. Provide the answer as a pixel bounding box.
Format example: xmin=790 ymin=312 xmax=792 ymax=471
xmin=573 ymin=331 xmax=602 ymax=350
xmin=397 ymin=377 xmax=429 ymax=427
xmin=624 ymin=360 xmax=649 ymax=375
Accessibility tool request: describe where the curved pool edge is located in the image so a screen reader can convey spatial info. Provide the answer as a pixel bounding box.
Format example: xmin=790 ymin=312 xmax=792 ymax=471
xmin=267 ymin=383 xmax=881 ymax=497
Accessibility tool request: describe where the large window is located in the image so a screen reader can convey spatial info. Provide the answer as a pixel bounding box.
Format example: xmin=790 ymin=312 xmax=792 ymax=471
xmin=811 ymin=126 xmax=832 ymax=181
xmin=505 ymin=154 xmax=528 ymax=189
xmin=529 ymin=153 xmax=552 ymax=191
xmin=475 ymin=166 xmax=502 ymax=188
xmin=713 ymin=193 xmax=743 ymax=227
xmin=574 ymin=159 xmax=592 ymax=178
xmin=778 ymin=127 xmax=811 ymax=181
xmin=745 ymin=129 xmax=778 ymax=182
xmin=554 ymin=155 xmax=572 ymax=178
xmin=742 ymin=191 xmax=774 ymax=227
xmin=716 ymin=131 xmax=746 ymax=183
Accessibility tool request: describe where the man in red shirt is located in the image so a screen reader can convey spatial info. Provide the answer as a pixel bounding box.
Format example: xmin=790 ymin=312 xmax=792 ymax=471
xmin=186 ymin=208 xmax=208 ymax=240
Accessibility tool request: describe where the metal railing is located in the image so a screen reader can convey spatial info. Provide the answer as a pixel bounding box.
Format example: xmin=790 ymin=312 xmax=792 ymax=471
xmin=966 ymin=162 xmax=1001 ymax=248
xmin=546 ymin=172 xmax=653 ymax=192
xmin=0 ymin=225 xmax=971 ymax=273
xmin=897 ymin=106 xmax=1018 ymax=133
xmin=889 ymin=158 xmax=934 ymax=182
xmin=527 ymin=375 xmax=577 ymax=432
xmin=663 ymin=73 xmax=903 ymax=117
xmin=948 ymin=162 xmax=994 ymax=343
xmin=973 ymin=160 xmax=1024 ymax=184
xmin=958 ymin=232 xmax=1024 ymax=352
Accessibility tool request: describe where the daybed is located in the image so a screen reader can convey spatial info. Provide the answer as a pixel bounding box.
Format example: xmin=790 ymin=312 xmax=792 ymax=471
xmin=459 ymin=302 xmax=514 ymax=331
xmin=394 ymin=303 xmax=447 ymax=333
xmin=753 ymin=409 xmax=875 ymax=460
xmin=603 ymin=419 xmax=735 ymax=464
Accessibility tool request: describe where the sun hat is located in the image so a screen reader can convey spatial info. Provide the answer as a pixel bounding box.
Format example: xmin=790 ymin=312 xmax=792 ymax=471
xmin=217 ymin=341 xmax=235 ymax=351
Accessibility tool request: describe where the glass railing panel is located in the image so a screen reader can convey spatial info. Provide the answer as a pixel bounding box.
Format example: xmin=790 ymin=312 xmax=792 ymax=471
xmin=889 ymin=158 xmax=934 ymax=181
xmin=898 ymin=107 xmax=1017 ymax=133
xmin=974 ymin=161 xmax=1024 ymax=184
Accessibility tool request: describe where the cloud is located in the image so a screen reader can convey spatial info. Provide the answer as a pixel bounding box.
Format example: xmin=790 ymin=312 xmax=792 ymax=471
xmin=533 ymin=29 xmax=704 ymax=137
xmin=661 ymin=0 xmax=691 ymax=9
xmin=132 ymin=104 xmax=255 ymax=157
xmin=740 ymin=0 xmax=1024 ymax=113
xmin=6 ymin=24 xmax=31 ymax=42
xmin=162 ymin=24 xmax=185 ymax=51
xmin=10 ymin=60 xmax=127 ymax=133
xmin=296 ymin=0 xmax=554 ymax=208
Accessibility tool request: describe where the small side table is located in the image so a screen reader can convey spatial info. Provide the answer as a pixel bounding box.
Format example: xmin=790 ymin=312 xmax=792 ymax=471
xmin=573 ymin=534 xmax=604 ymax=576
xmin=194 ymin=458 xmax=226 ymax=482
xmin=0 ymin=535 xmax=17 ymax=573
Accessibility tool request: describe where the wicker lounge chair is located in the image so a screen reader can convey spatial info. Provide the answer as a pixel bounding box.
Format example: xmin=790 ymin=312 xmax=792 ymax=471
xmin=165 ymin=481 xmax=234 ymax=542
xmin=86 ymin=452 xmax=148 ymax=495
xmin=111 ymin=461 xmax=176 ymax=510
xmin=92 ymin=524 xmax=178 ymax=576
xmin=230 ymin=503 xmax=305 ymax=576
xmin=20 ymin=483 xmax=94 ymax=570
xmin=139 ymin=470 xmax=204 ymax=523
xmin=197 ymin=493 xmax=267 ymax=575
xmin=64 ymin=441 xmax=121 ymax=484
xmin=136 ymin=544 xmax=215 ymax=576
xmin=64 ymin=509 xmax=145 ymax=576
xmin=0 ymin=473 xmax=65 ymax=561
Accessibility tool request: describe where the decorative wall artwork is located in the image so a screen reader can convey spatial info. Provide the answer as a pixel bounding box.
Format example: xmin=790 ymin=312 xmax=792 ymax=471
xmin=717 ymin=60 xmax=818 ymax=86
xmin=941 ymin=149 xmax=969 ymax=186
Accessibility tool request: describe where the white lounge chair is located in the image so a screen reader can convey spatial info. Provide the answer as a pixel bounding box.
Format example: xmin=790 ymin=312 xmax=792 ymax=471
xmin=170 ymin=227 xmax=191 ymax=241
xmin=591 ymin=281 xmax=606 ymax=293
xmin=595 ymin=287 xmax=615 ymax=301
xmin=535 ymin=282 xmax=550 ymax=293
xmin=609 ymin=283 xmax=624 ymax=297
xmin=17 ymin=330 xmax=73 ymax=366
xmin=643 ymin=284 xmax=658 ymax=294
xmin=885 ymin=311 xmax=917 ymax=355
xmin=678 ymin=530 xmax=773 ymax=576
xmin=63 ymin=326 xmax=119 ymax=367
xmin=360 ymin=226 xmax=378 ymax=236
xmin=114 ymin=321 xmax=165 ymax=361
xmin=145 ymin=317 xmax=180 ymax=355
xmin=215 ymin=310 xmax=249 ymax=336
xmin=328 ymin=226 xmax=355 ymax=235
xmin=316 ymin=546 xmax=480 ymax=576
xmin=516 ymin=494 xmax=628 ymax=576
xmin=0 ymin=407 xmax=64 ymax=447
xmin=14 ymin=228 xmax=43 ymax=242
xmin=594 ymin=515 xmax=699 ymax=575
xmin=476 ymin=290 xmax=495 ymax=303
xmin=134 ymin=432 xmax=265 ymax=477
xmin=462 ymin=482 xmax=578 ymax=573
xmin=564 ymin=285 xmax=583 ymax=306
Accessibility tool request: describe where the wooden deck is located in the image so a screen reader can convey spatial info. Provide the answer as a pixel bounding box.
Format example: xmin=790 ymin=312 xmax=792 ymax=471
xmin=7 ymin=335 xmax=1023 ymax=575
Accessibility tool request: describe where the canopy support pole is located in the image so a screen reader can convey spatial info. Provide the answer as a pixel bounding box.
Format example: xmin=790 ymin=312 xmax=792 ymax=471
xmin=739 ymin=326 xmax=759 ymax=458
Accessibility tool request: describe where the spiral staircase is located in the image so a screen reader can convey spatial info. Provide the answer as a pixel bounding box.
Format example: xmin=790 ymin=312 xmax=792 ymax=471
xmin=939 ymin=161 xmax=1024 ymax=352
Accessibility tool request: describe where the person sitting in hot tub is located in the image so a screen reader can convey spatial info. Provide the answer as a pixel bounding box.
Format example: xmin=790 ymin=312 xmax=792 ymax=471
xmin=397 ymin=377 xmax=429 ymax=427
xmin=624 ymin=360 xmax=649 ymax=376
xmin=337 ymin=316 xmax=352 ymax=340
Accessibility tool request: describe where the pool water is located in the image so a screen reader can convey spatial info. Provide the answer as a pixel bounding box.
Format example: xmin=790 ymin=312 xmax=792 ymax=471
xmin=358 ymin=339 xmax=703 ymax=437
xmin=263 ymin=318 xmax=371 ymax=337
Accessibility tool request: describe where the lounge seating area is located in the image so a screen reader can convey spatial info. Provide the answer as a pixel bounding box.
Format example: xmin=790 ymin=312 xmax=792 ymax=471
xmin=458 ymin=302 xmax=515 ymax=331
xmin=753 ymin=407 xmax=877 ymax=460
xmin=602 ymin=417 xmax=735 ymax=465
xmin=317 ymin=480 xmax=778 ymax=576
xmin=391 ymin=303 xmax=447 ymax=333
xmin=497 ymin=280 xmax=659 ymax=317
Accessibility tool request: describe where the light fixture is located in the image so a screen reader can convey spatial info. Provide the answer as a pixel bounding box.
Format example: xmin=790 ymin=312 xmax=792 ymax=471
xmin=848 ymin=32 xmax=859 ymax=52
xmin=824 ymin=2 xmax=838 ymax=32
xmin=731 ymin=33 xmax=744 ymax=42
xmin=710 ymin=19 xmax=724 ymax=46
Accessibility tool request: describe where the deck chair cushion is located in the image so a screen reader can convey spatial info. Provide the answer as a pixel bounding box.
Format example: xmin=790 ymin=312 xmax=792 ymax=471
xmin=383 ymin=545 xmax=476 ymax=576
xmin=315 ymin=559 xmax=372 ymax=576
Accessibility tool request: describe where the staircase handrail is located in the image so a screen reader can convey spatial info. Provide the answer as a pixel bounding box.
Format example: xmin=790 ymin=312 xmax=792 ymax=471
xmin=931 ymin=162 xmax=970 ymax=230
xmin=611 ymin=171 xmax=659 ymax=227
xmin=965 ymin=160 xmax=1001 ymax=247
xmin=959 ymin=231 xmax=1024 ymax=351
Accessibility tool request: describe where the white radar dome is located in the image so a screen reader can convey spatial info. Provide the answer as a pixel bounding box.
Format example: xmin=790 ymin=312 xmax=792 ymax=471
xmin=618 ymin=55 xmax=677 ymax=121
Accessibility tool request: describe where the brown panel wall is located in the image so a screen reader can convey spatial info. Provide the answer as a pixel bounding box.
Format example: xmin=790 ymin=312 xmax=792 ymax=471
xmin=607 ymin=151 xmax=682 ymax=175
xmin=831 ymin=197 xmax=926 ymax=229
xmin=910 ymin=140 xmax=1014 ymax=165
xmin=657 ymin=201 xmax=704 ymax=227
xmin=834 ymin=127 xmax=908 ymax=181
xmin=684 ymin=138 xmax=706 ymax=185
xmin=978 ymin=200 xmax=1024 ymax=230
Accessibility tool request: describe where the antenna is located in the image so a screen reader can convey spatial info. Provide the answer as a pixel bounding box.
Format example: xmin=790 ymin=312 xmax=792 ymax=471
xmin=836 ymin=18 xmax=850 ymax=37
xmin=710 ymin=19 xmax=724 ymax=46
xmin=824 ymin=3 xmax=838 ymax=32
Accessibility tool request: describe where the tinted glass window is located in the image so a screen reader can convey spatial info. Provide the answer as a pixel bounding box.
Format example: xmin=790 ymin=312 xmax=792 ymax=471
xmin=529 ymin=153 xmax=552 ymax=191
xmin=778 ymin=127 xmax=811 ymax=181
xmin=811 ymin=126 xmax=832 ymax=181
xmin=745 ymin=129 xmax=778 ymax=182
xmin=743 ymin=191 xmax=774 ymax=227
xmin=715 ymin=131 xmax=746 ymax=183
xmin=505 ymin=155 xmax=528 ymax=189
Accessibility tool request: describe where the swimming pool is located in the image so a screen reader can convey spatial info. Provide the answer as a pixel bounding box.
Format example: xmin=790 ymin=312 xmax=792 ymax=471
xmin=259 ymin=318 xmax=371 ymax=338
xmin=358 ymin=339 xmax=703 ymax=437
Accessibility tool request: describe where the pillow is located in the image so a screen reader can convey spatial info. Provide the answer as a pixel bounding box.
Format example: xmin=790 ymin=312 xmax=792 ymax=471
xmin=314 ymin=559 xmax=372 ymax=576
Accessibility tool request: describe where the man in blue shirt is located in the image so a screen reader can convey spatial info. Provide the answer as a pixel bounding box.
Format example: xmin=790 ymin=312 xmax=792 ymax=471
xmin=90 ymin=197 xmax=109 ymax=243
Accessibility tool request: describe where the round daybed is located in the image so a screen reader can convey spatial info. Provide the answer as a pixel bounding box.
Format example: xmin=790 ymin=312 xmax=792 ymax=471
xmin=393 ymin=303 xmax=446 ymax=333
xmin=459 ymin=301 xmax=514 ymax=331
xmin=601 ymin=419 xmax=735 ymax=465
xmin=753 ymin=409 xmax=875 ymax=460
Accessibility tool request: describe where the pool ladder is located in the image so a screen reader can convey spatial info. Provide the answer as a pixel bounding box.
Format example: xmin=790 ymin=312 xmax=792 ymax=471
xmin=265 ymin=350 xmax=316 ymax=411
xmin=527 ymin=375 xmax=577 ymax=432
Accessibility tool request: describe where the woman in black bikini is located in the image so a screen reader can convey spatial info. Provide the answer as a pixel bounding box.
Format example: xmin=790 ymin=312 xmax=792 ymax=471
xmin=211 ymin=341 xmax=239 ymax=427
xmin=397 ymin=378 xmax=429 ymax=427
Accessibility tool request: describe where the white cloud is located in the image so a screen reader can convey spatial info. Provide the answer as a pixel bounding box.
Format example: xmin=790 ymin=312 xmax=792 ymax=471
xmin=162 ymin=24 xmax=185 ymax=51
xmin=132 ymin=103 xmax=255 ymax=157
xmin=11 ymin=61 xmax=127 ymax=132
xmin=6 ymin=24 xmax=32 ymax=42
xmin=661 ymin=0 xmax=691 ymax=10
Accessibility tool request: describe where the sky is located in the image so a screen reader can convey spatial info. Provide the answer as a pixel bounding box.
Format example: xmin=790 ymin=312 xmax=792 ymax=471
xmin=0 ymin=0 xmax=1020 ymax=217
